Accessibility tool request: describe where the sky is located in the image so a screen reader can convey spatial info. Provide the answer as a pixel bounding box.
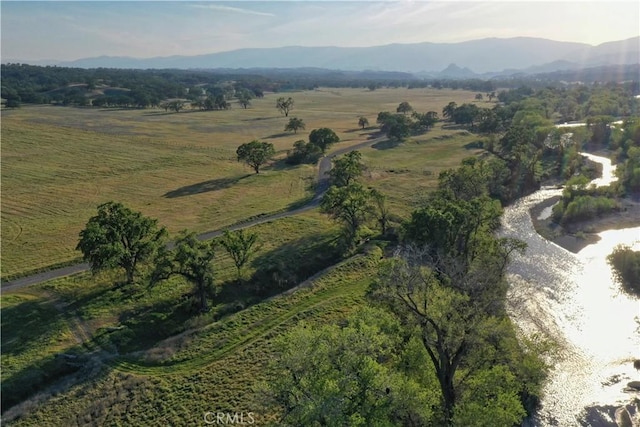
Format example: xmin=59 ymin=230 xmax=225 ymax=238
xmin=1 ymin=1 xmax=639 ymax=62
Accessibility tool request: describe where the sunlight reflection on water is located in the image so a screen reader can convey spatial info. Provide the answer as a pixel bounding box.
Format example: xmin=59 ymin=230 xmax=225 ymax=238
xmin=502 ymin=153 xmax=640 ymax=426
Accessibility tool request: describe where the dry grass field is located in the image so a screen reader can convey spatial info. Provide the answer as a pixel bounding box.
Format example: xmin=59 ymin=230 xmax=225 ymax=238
xmin=1 ymin=87 xmax=493 ymax=424
xmin=1 ymin=87 xmax=487 ymax=278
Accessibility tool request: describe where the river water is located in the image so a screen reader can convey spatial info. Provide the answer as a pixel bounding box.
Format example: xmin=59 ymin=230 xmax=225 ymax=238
xmin=500 ymin=153 xmax=640 ymax=426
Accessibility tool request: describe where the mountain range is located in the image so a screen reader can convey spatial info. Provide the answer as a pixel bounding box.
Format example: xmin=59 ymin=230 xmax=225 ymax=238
xmin=8 ymin=36 xmax=640 ymax=77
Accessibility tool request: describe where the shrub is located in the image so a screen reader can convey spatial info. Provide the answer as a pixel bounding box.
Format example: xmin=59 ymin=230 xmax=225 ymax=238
xmin=607 ymin=245 xmax=640 ymax=296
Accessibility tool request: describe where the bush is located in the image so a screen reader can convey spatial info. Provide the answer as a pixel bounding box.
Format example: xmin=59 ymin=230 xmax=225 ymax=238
xmin=286 ymin=140 xmax=322 ymax=165
xmin=560 ymin=195 xmax=619 ymax=223
xmin=607 ymin=245 xmax=640 ymax=296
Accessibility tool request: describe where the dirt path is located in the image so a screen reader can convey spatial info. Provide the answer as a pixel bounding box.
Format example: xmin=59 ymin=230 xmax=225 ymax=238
xmin=2 ymin=135 xmax=387 ymax=291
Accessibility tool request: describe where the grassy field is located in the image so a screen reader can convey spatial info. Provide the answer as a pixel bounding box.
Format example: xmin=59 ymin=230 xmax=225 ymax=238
xmin=2 ymin=87 xmax=491 ymax=424
xmin=2 ymin=245 xmax=380 ymax=426
xmin=1 ymin=88 xmax=487 ymax=279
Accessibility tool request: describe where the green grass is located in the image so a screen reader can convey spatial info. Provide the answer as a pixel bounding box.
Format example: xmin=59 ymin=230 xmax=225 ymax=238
xmin=1 ymin=88 xmax=486 ymax=278
xmin=3 ymin=252 xmax=380 ymax=426
xmin=361 ymin=129 xmax=483 ymax=215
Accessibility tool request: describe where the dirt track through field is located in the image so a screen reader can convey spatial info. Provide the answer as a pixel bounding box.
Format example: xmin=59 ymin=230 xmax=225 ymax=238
xmin=2 ymin=135 xmax=386 ymax=291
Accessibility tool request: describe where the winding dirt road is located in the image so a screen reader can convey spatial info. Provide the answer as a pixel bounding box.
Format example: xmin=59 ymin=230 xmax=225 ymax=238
xmin=2 ymin=135 xmax=386 ymax=291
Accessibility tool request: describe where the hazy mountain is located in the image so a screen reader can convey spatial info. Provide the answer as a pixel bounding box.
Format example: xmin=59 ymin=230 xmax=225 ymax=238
xmin=23 ymin=36 xmax=640 ymax=76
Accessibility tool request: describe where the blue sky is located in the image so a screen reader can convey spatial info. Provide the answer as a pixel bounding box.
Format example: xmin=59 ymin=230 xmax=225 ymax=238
xmin=2 ymin=1 xmax=639 ymax=62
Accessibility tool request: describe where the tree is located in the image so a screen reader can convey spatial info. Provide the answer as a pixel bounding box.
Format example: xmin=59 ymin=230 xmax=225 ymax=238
xmin=402 ymin=195 xmax=503 ymax=265
xmin=397 ymin=101 xmax=413 ymax=115
xmin=442 ymin=102 xmax=457 ymax=122
xmin=214 ymin=94 xmax=231 ymax=110
xmin=370 ymin=188 xmax=390 ymax=235
xmin=329 ymin=150 xmax=364 ymax=187
xmin=264 ymin=307 xmax=435 ymax=426
xmin=168 ymin=100 xmax=184 ymax=112
xmin=220 ymin=229 xmax=260 ymax=280
xmin=152 ymin=232 xmax=215 ymax=312
xmin=320 ymin=183 xmax=372 ymax=244
xmin=286 ymin=140 xmax=322 ymax=165
xmin=236 ymin=140 xmax=276 ymax=174
xmin=452 ymin=103 xmax=480 ymax=127
xmin=236 ymin=89 xmax=254 ymax=109
xmin=386 ymin=115 xmax=412 ymax=140
xmin=308 ymin=128 xmax=340 ymax=153
xmin=276 ymin=96 xmax=294 ymax=117
xmin=475 ymin=93 xmax=484 ymax=100
xmin=358 ymin=116 xmax=369 ymax=129
xmin=5 ymin=98 xmax=20 ymax=108
xmin=368 ymin=239 xmax=526 ymax=425
xmin=76 ymin=201 xmax=167 ymax=284
xmin=284 ymin=117 xmax=305 ymax=134
xmin=412 ymin=111 xmax=438 ymax=132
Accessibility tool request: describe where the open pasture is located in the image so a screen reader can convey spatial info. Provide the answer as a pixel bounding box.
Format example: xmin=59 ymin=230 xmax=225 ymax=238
xmin=1 ymin=87 xmax=485 ymax=278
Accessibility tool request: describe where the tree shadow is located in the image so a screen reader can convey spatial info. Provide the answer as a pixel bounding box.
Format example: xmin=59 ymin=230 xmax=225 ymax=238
xmin=241 ymin=116 xmax=278 ymax=122
xmin=1 ymin=299 xmax=64 ymax=356
xmin=344 ymin=127 xmax=377 ymax=134
xmin=113 ymin=297 xmax=193 ymax=353
xmin=441 ymin=123 xmax=468 ymax=130
xmin=1 ymin=342 xmax=90 ymax=413
xmin=464 ymin=140 xmax=484 ymax=149
xmin=264 ymin=132 xmax=291 ymax=139
xmin=372 ymin=139 xmax=402 ymax=150
xmin=163 ymin=175 xmax=250 ymax=198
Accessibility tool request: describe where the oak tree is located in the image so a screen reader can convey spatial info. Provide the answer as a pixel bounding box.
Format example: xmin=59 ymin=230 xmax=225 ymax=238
xmin=77 ymin=201 xmax=167 ymax=284
xmin=236 ymin=140 xmax=276 ymax=174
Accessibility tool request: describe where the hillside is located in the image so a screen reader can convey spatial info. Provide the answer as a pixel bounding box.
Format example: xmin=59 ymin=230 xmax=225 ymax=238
xmin=41 ymin=36 xmax=640 ymax=75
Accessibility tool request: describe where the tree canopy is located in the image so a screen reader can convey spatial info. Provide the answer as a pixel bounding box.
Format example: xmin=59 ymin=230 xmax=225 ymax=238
xmin=320 ymin=183 xmax=373 ymax=244
xmin=284 ymin=117 xmax=305 ymax=134
xmin=236 ymin=140 xmax=276 ymax=174
xmin=309 ymin=128 xmax=340 ymax=153
xmin=286 ymin=140 xmax=323 ymax=165
xmin=76 ymin=201 xmax=167 ymax=284
xmin=264 ymin=307 xmax=436 ymax=426
xmin=152 ymin=232 xmax=216 ymax=312
xmin=397 ymin=101 xmax=414 ymax=115
xmin=358 ymin=116 xmax=369 ymax=129
xmin=329 ymin=151 xmax=365 ymax=187
xmin=276 ymin=97 xmax=294 ymax=117
xmin=220 ymin=229 xmax=260 ymax=280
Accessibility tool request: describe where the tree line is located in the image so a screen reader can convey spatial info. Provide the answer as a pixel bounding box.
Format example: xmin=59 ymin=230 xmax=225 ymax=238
xmin=76 ymin=202 xmax=260 ymax=312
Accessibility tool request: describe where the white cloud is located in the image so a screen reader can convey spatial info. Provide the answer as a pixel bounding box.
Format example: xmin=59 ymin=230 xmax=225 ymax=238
xmin=190 ymin=4 xmax=275 ymax=17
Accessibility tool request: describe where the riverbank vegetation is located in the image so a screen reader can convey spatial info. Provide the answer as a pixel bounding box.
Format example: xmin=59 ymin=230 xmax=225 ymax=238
xmin=551 ymin=175 xmax=621 ymax=224
xmin=607 ymin=245 xmax=640 ymax=297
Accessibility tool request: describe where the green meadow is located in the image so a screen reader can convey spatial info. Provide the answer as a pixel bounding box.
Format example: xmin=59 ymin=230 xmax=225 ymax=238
xmin=1 ymin=87 xmax=488 ymax=424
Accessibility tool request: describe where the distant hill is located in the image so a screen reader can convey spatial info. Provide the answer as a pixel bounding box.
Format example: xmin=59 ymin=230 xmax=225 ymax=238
xmin=8 ymin=36 xmax=640 ymax=77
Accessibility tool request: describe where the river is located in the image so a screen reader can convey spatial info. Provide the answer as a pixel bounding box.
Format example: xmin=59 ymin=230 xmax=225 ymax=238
xmin=500 ymin=153 xmax=640 ymax=426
